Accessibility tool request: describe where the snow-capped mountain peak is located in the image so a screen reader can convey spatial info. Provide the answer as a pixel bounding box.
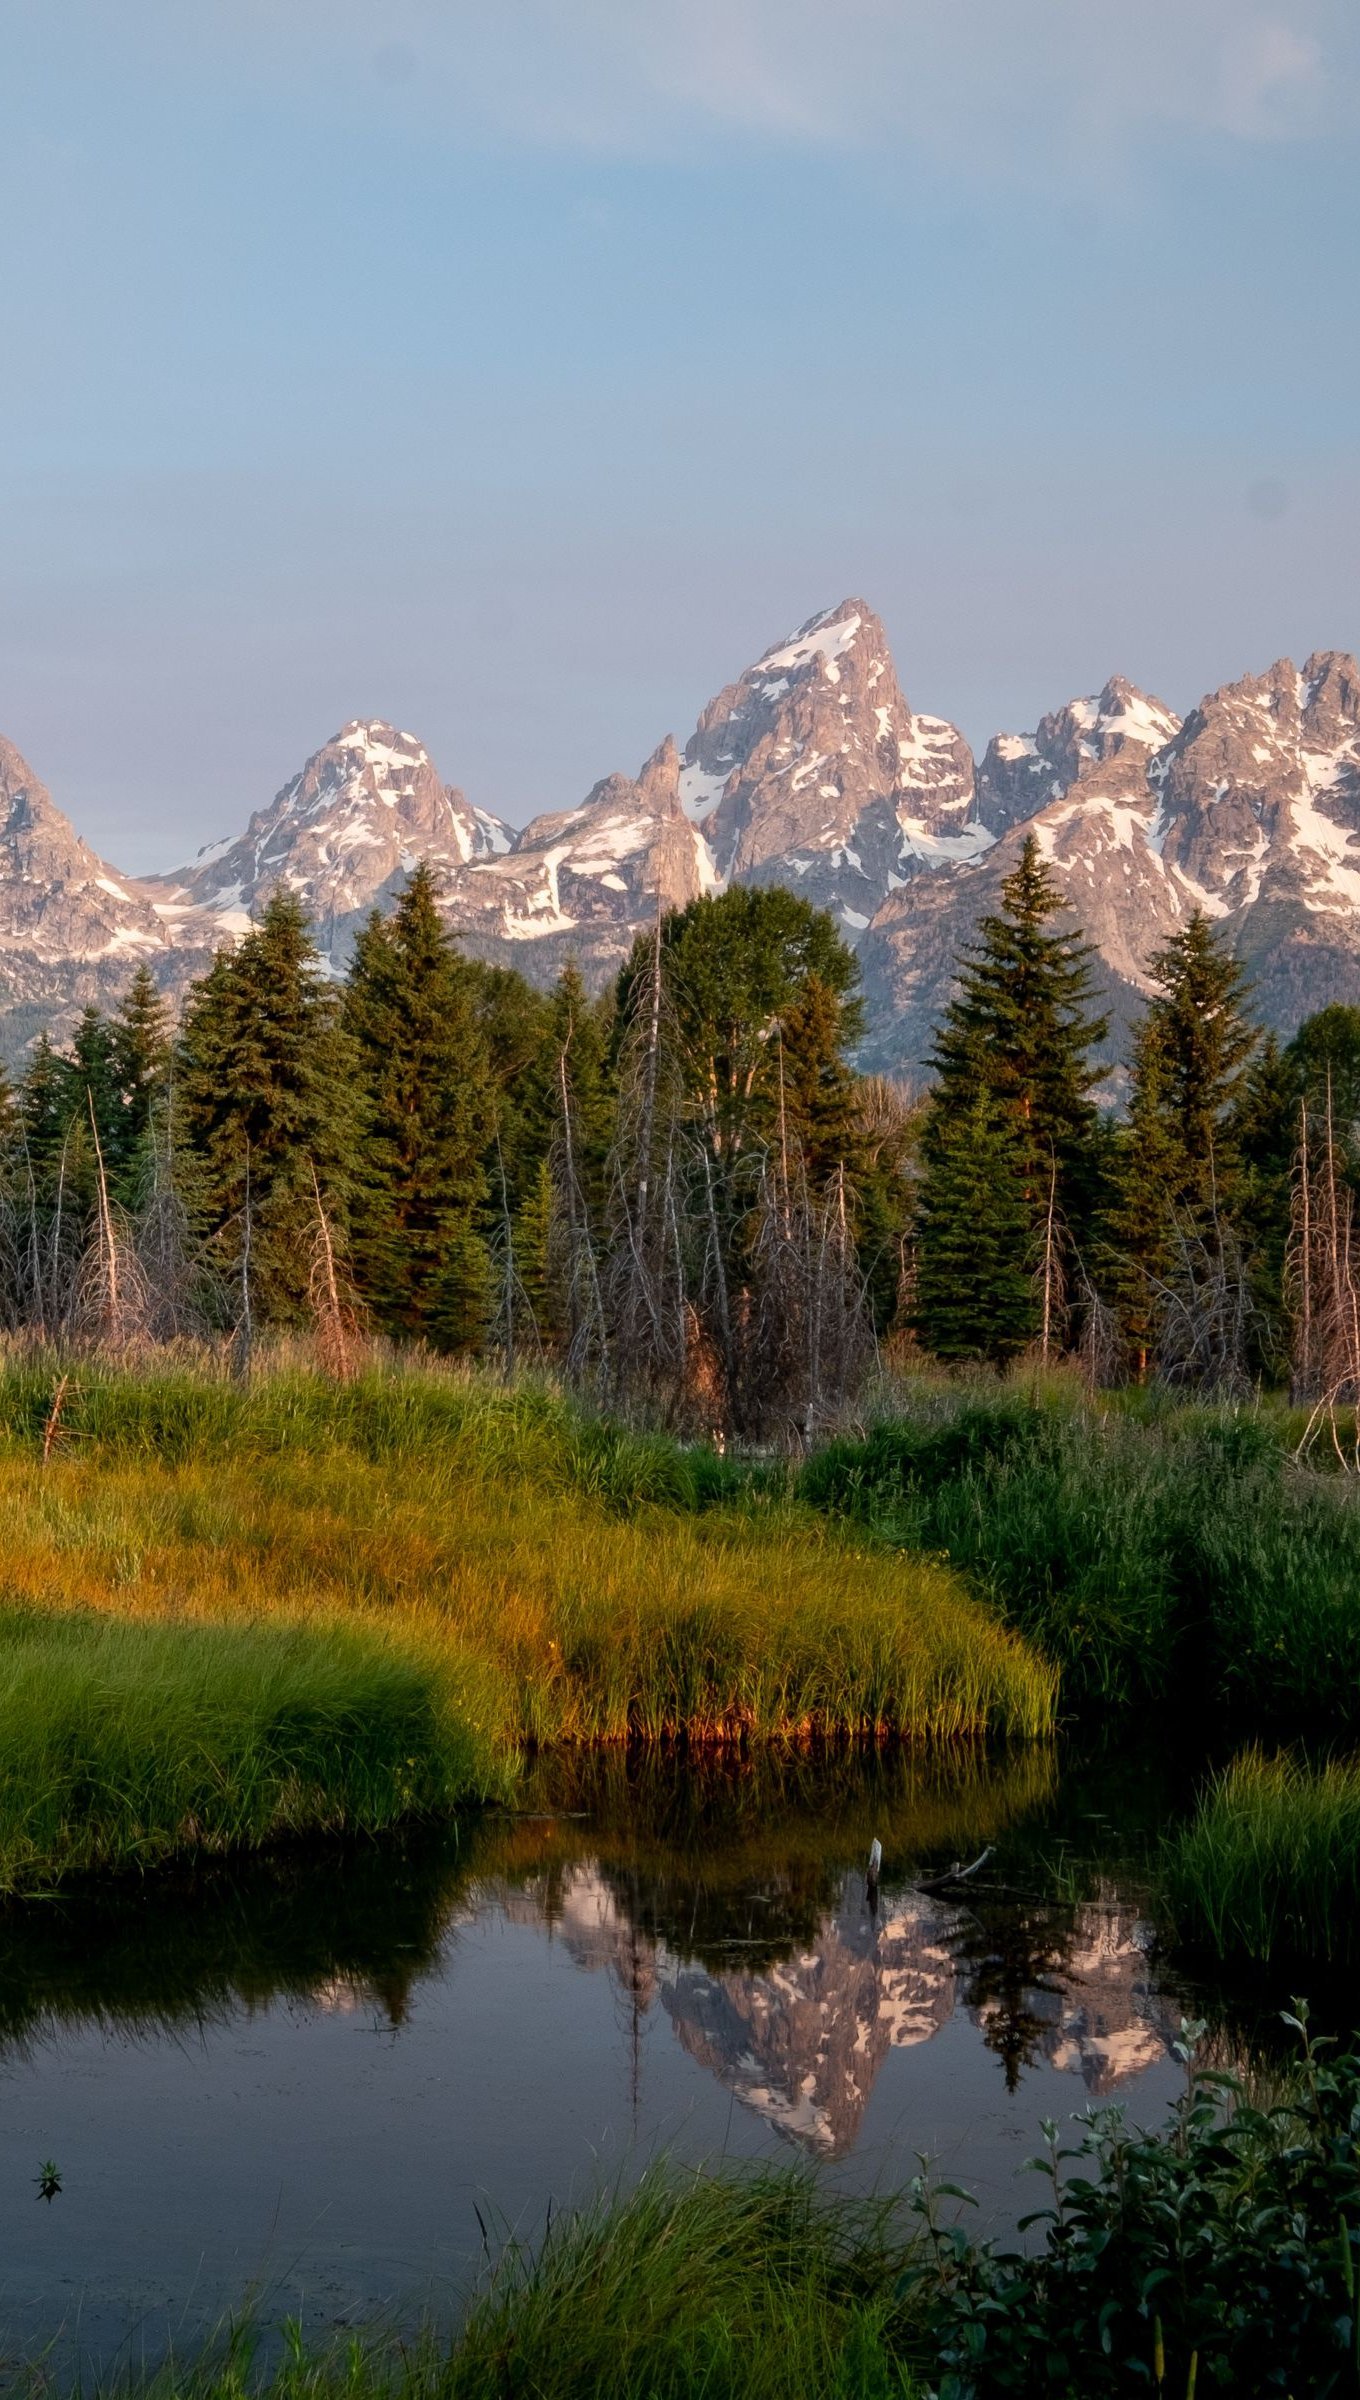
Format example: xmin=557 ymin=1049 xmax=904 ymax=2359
xmin=149 ymin=717 xmax=515 ymax=958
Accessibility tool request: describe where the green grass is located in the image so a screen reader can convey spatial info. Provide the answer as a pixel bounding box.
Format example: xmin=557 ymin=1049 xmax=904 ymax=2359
xmin=100 ymin=2170 xmax=922 ymax=2400
xmin=0 ymin=1358 xmax=1056 ymax=1889
xmin=0 ymin=1610 xmax=507 ymax=1895
xmin=1165 ymin=1746 xmax=1360 ymax=1963
xmin=800 ymin=1377 xmax=1360 ymax=1726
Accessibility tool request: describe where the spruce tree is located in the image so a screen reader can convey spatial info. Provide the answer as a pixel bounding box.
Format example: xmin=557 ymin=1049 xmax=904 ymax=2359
xmin=1106 ymin=911 xmax=1260 ymax=1377
xmin=342 ymin=864 xmax=493 ymax=1348
xmin=928 ymin=834 xmax=1108 ymax=1228
xmin=107 ymin=965 xmax=172 ymax=1200
xmin=177 ymin=891 xmax=363 ymax=1324
xmin=915 ymin=835 xmax=1107 ymax=1361
xmin=913 ymin=1093 xmax=1036 ymax=1363
xmin=1134 ymin=911 xmax=1258 ymax=1217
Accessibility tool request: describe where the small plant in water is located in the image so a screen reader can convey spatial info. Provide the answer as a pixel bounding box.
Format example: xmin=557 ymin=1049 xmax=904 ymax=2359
xmin=35 ymin=2159 xmax=61 ymax=2202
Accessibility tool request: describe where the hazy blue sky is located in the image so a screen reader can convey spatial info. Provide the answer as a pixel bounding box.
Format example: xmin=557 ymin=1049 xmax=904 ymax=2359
xmin=3 ymin=1 xmax=1358 ymax=868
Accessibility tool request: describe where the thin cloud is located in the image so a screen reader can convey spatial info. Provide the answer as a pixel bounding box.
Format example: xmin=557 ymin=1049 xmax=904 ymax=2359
xmin=92 ymin=0 xmax=1357 ymax=179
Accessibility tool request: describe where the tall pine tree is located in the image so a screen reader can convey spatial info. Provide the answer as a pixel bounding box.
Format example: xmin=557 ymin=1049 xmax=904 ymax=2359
xmin=1106 ymin=911 xmax=1260 ymax=1375
xmin=177 ymin=892 xmax=363 ymax=1323
xmin=915 ymin=835 xmax=1108 ymax=1361
xmin=342 ymin=864 xmax=493 ymax=1349
xmin=914 ymin=1093 xmax=1037 ymax=1362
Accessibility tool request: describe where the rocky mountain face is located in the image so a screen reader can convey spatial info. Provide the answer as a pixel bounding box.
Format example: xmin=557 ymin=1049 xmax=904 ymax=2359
xmin=146 ymin=720 xmax=513 ymax=963
xmin=0 ymin=737 xmax=171 ymax=1050
xmin=857 ymin=645 xmax=1360 ymax=1071
xmin=4 ymin=604 xmax=1360 ymax=1069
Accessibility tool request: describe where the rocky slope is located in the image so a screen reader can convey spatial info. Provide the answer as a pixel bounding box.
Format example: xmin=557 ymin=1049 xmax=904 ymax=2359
xmin=4 ymin=606 xmax=1360 ymax=1071
xmin=0 ymin=737 xmax=172 ymax=1050
xmin=146 ymin=720 xmax=513 ymax=963
xmin=857 ymin=647 xmax=1360 ymax=1072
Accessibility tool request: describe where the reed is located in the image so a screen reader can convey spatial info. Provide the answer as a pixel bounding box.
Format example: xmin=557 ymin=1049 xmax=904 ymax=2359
xmin=1165 ymin=1747 xmax=1360 ymax=1963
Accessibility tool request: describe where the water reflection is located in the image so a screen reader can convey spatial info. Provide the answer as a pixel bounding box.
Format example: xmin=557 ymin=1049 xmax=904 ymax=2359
xmin=494 ymin=1856 xmax=1175 ymax=2154
xmin=0 ymin=1743 xmax=1194 ymax=2162
xmin=0 ymin=1743 xmax=1288 ymax=2364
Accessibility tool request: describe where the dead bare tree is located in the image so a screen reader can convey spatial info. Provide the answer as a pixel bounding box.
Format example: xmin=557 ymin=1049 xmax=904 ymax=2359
xmin=133 ymin=1092 xmax=215 ymax=1341
xmin=1287 ymin=1086 xmax=1360 ymax=1467
xmin=232 ymin=1143 xmax=255 ymax=1381
xmin=1071 ymin=1251 xmax=1122 ymax=1389
xmin=1150 ymin=1212 xmax=1260 ymax=1399
xmin=308 ymin=1164 xmax=363 ymax=1380
xmin=1034 ymin=1147 xmax=1065 ymax=1366
xmin=740 ymin=1146 xmax=874 ymax=1446
xmin=72 ymin=1093 xmax=152 ymax=1353
xmin=597 ymin=908 xmax=690 ymax=1418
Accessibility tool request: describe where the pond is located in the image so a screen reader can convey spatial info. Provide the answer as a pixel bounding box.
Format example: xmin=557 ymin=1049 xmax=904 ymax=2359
xmin=0 ymin=1744 xmax=1315 ymax=2372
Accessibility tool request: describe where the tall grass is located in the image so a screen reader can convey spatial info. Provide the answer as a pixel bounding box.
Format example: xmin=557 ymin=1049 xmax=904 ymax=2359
xmin=0 ymin=1367 xmax=1055 ymax=1755
xmin=801 ymin=1380 xmax=1360 ymax=1725
xmin=0 ymin=1361 xmax=1055 ymax=1888
xmin=115 ymin=2171 xmax=924 ymax=2400
xmin=1165 ymin=1747 xmax=1360 ymax=1963
xmin=0 ymin=1611 xmax=506 ymax=1895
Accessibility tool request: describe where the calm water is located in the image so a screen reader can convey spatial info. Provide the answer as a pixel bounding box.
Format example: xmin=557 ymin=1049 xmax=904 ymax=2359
xmin=0 ymin=1745 xmax=1296 ymax=2371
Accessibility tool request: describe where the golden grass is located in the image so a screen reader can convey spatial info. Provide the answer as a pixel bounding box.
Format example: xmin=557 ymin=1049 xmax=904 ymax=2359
xmin=0 ymin=1394 xmax=1056 ymax=1751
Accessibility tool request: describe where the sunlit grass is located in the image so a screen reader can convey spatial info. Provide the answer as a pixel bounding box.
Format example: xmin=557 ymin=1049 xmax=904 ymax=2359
xmin=0 ymin=1360 xmax=1055 ymax=1888
xmin=0 ymin=1438 xmax=1053 ymax=1751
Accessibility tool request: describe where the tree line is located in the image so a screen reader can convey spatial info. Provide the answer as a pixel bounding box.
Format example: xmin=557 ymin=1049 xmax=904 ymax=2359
xmin=6 ymin=842 xmax=1357 ymax=1438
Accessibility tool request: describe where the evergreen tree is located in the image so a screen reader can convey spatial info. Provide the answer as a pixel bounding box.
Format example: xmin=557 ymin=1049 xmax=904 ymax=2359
xmin=177 ymin=892 xmax=363 ymax=1324
xmin=913 ymin=1093 xmax=1037 ymax=1363
xmin=928 ymin=834 xmax=1109 ymax=1230
xmin=1106 ymin=912 xmax=1260 ymax=1377
xmin=1133 ymin=911 xmax=1257 ymax=1216
xmin=915 ymin=836 xmax=1107 ymax=1362
xmin=342 ymin=864 xmax=493 ymax=1349
xmin=107 ymin=965 xmax=172 ymax=1199
xmin=466 ymin=961 xmax=556 ymax=1210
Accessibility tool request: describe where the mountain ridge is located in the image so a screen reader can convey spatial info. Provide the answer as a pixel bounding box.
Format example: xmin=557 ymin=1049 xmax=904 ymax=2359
xmin=4 ymin=601 xmax=1360 ymax=1070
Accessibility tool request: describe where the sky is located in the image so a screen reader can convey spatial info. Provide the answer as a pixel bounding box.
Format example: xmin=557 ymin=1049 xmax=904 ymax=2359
xmin=2 ymin=0 xmax=1358 ymax=870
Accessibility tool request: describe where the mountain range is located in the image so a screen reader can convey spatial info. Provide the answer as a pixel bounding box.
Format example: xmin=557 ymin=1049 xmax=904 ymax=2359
xmin=4 ymin=600 xmax=1360 ymax=1072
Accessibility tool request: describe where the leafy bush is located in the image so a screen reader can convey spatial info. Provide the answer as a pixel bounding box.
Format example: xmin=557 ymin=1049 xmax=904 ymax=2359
xmin=909 ymin=2014 xmax=1360 ymax=2395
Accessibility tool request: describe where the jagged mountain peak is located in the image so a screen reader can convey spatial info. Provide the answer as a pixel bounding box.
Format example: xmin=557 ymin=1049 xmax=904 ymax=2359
xmin=0 ymin=738 xmax=168 ymax=1042
xmin=978 ymin=678 xmax=1181 ymax=836
xmin=154 ymin=717 xmax=514 ymax=965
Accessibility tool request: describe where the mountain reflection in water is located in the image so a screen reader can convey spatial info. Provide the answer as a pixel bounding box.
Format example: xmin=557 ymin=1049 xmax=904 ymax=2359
xmin=0 ymin=1743 xmax=1183 ymax=2165
xmin=494 ymin=1860 xmax=1172 ymax=2156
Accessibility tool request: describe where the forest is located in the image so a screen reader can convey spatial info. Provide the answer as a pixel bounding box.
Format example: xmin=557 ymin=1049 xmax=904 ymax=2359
xmin=8 ymin=842 xmax=1360 ymax=1441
